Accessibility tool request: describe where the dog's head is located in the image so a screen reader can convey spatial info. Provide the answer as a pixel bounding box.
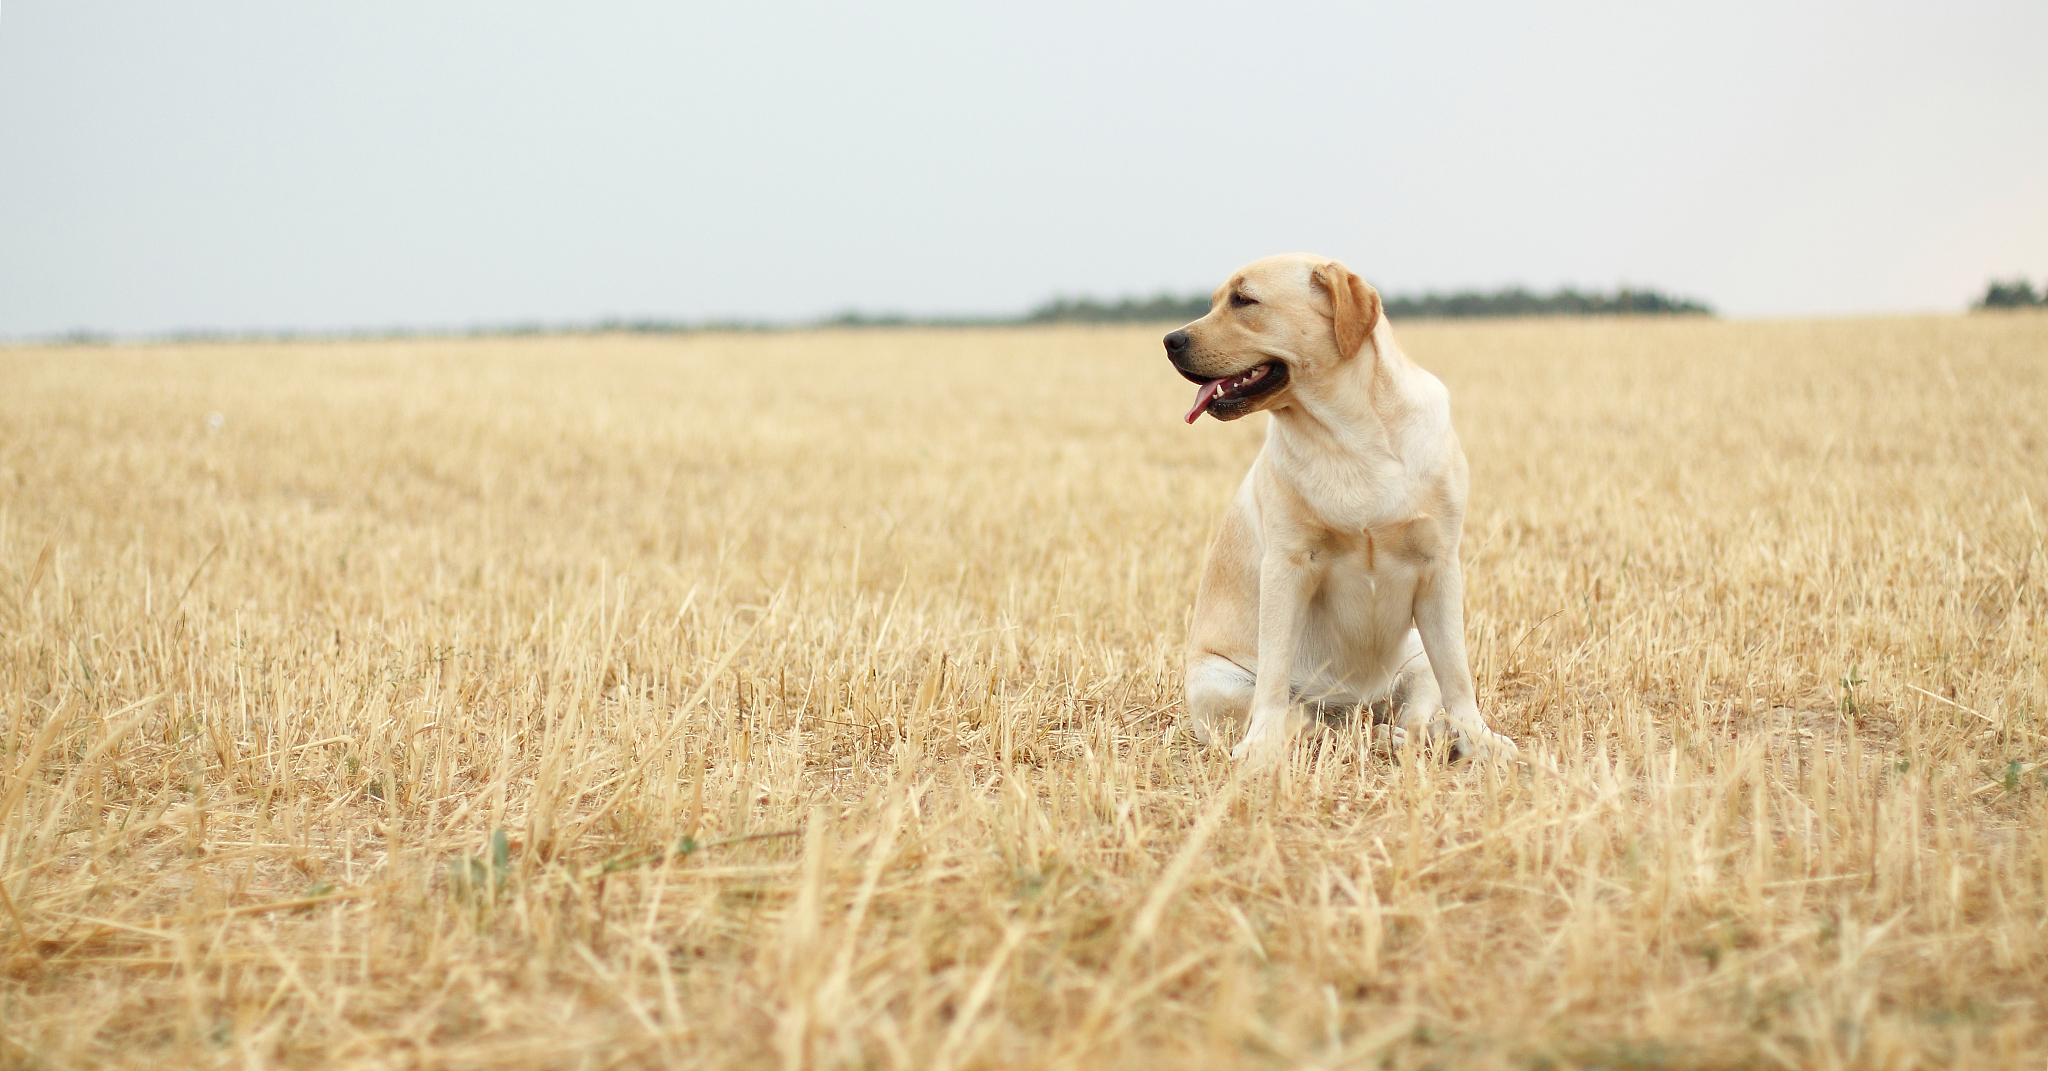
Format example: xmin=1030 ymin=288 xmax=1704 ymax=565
xmin=1163 ymin=254 xmax=1382 ymax=423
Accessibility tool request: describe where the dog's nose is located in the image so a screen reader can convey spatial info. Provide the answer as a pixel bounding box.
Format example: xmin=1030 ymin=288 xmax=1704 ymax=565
xmin=1163 ymin=330 xmax=1189 ymax=357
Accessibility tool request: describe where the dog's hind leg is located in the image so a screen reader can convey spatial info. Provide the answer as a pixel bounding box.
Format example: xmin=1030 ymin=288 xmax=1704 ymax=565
xmin=1185 ymin=655 xmax=1255 ymax=748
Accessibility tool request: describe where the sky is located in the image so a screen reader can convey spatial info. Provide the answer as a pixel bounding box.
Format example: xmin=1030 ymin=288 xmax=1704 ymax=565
xmin=1 ymin=1 xmax=2043 ymax=337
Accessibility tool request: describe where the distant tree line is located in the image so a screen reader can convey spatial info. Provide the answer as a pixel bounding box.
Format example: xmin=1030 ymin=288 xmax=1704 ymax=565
xmin=1382 ymin=286 xmax=1711 ymax=318
xmin=21 ymin=284 xmax=1724 ymax=345
xmin=43 ymin=273 xmax=2048 ymax=343
xmin=1976 ymin=277 xmax=2043 ymax=309
xmin=1020 ymin=294 xmax=1214 ymax=324
xmin=1018 ymin=285 xmax=1712 ymax=324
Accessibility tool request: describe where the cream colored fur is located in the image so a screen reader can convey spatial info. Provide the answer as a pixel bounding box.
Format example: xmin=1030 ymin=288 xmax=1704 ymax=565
xmin=1167 ymin=253 xmax=1518 ymax=764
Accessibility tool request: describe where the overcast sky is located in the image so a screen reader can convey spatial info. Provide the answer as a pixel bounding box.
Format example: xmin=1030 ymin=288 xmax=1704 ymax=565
xmin=2 ymin=2 xmax=2043 ymax=336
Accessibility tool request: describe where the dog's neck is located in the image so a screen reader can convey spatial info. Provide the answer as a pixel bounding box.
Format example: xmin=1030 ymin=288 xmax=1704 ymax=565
xmin=1261 ymin=319 xmax=1444 ymax=528
xmin=1270 ymin=318 xmax=1410 ymax=453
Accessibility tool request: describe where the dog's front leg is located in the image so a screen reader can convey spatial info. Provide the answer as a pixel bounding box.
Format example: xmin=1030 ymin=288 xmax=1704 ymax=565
xmin=1413 ymin=552 xmax=1520 ymax=762
xmin=1233 ymin=539 xmax=1321 ymax=764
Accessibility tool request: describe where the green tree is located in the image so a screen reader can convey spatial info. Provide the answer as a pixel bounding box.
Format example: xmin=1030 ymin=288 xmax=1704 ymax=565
xmin=1976 ymin=277 xmax=2042 ymax=309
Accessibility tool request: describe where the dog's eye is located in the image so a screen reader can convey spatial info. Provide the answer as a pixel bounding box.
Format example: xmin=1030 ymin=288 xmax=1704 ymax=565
xmin=1230 ymin=292 xmax=1257 ymax=308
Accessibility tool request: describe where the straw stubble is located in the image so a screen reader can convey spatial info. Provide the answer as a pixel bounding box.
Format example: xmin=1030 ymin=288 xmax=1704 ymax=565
xmin=1 ymin=313 xmax=2044 ymax=1068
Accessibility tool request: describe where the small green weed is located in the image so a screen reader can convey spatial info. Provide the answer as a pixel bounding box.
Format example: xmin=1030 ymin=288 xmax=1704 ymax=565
xmin=450 ymin=828 xmax=512 ymax=904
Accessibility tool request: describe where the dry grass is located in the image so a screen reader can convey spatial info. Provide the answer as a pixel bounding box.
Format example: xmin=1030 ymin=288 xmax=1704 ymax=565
xmin=2 ymin=313 xmax=2045 ymax=1069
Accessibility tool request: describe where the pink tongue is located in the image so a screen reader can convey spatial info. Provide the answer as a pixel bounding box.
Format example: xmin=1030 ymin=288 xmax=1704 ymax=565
xmin=1185 ymin=380 xmax=1223 ymax=423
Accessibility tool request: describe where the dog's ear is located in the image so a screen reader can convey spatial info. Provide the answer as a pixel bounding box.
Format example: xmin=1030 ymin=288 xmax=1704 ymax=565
xmin=1313 ymin=260 xmax=1381 ymax=360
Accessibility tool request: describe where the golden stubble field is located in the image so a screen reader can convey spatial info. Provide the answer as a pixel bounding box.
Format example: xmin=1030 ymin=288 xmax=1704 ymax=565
xmin=2 ymin=314 xmax=2045 ymax=1069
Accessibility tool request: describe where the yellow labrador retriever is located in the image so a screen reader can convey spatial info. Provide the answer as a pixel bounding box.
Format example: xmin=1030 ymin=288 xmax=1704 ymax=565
xmin=1165 ymin=253 xmax=1519 ymax=764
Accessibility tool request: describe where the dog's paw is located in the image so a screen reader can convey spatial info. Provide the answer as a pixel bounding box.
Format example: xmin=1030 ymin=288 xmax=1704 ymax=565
xmin=1230 ymin=730 xmax=1286 ymax=766
xmin=1449 ymin=726 xmax=1521 ymax=764
xmin=1372 ymin=723 xmax=1409 ymax=755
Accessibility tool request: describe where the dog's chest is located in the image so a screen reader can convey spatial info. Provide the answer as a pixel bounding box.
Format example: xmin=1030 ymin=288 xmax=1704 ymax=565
xmin=1294 ymin=524 xmax=1428 ymax=688
xmin=1278 ymin=451 xmax=1417 ymax=534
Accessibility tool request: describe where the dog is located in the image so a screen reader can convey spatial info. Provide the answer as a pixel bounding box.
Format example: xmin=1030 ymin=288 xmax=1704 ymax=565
xmin=1165 ymin=253 xmax=1519 ymax=764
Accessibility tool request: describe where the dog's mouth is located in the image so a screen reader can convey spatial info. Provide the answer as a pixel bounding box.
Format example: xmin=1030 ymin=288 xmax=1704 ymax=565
xmin=1183 ymin=362 xmax=1288 ymax=423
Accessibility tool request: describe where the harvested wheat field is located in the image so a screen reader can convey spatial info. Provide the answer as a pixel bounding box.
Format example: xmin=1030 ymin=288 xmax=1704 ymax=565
xmin=2 ymin=313 xmax=2045 ymax=1070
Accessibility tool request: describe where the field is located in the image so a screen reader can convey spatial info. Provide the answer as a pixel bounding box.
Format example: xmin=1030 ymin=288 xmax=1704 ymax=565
xmin=3 ymin=313 xmax=2046 ymax=1069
